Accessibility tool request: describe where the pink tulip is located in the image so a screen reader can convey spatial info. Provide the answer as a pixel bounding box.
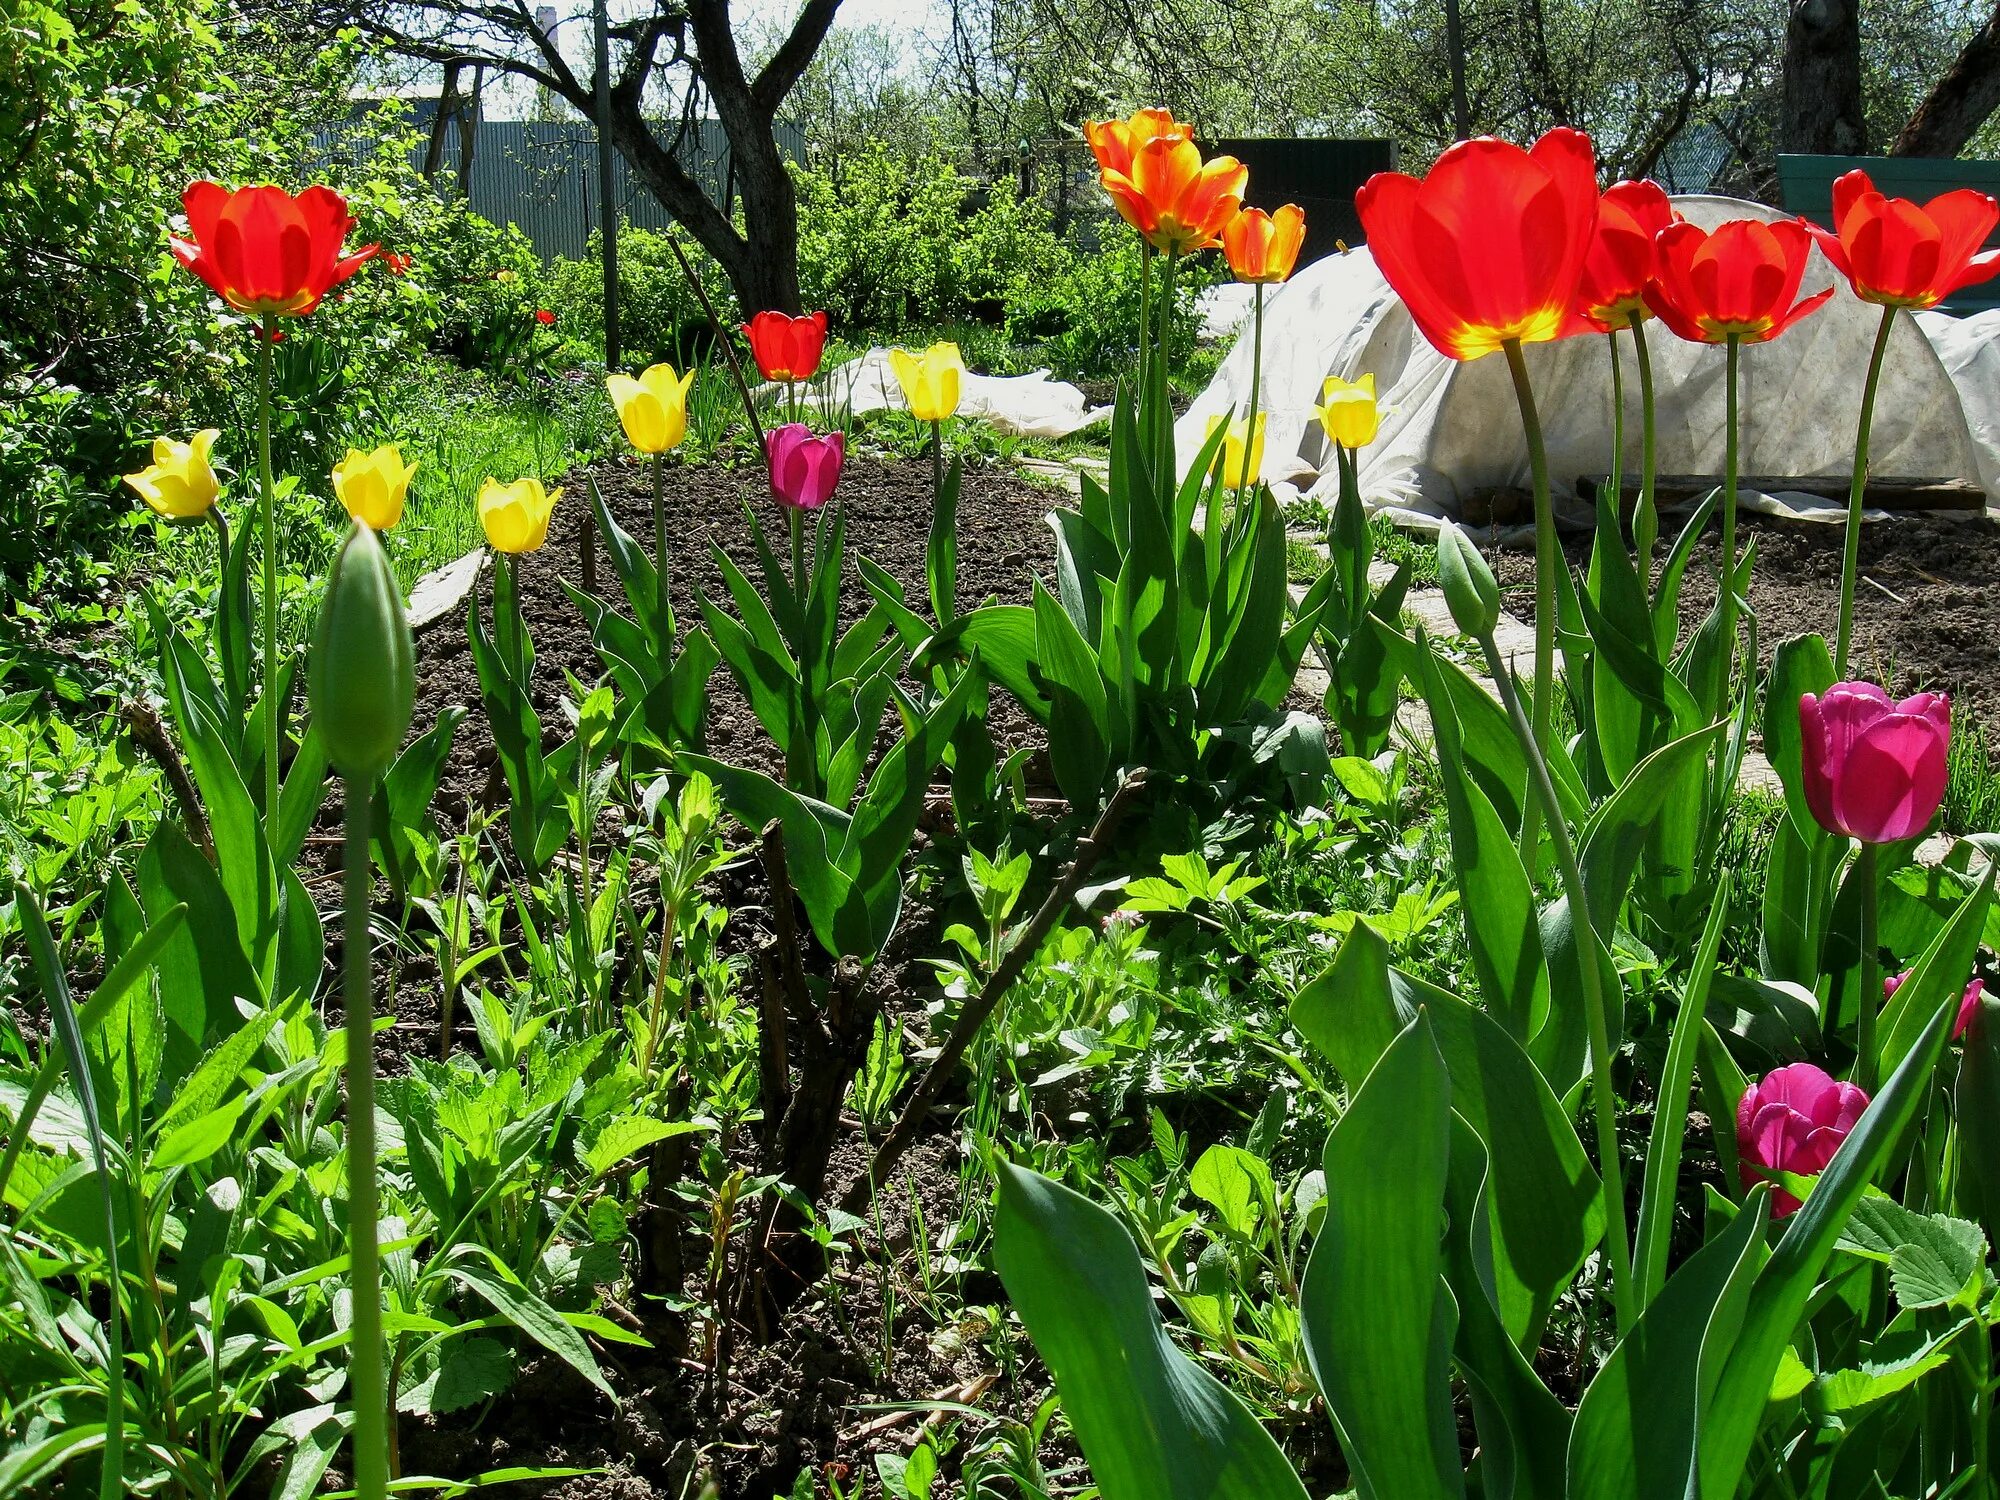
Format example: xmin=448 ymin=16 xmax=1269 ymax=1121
xmin=765 ymin=423 xmax=845 ymax=512
xmin=1736 ymin=1063 xmax=1871 ymax=1217
xmin=1884 ymin=968 xmax=1986 ymax=1041
xmin=1799 ymin=682 xmax=1949 ymax=844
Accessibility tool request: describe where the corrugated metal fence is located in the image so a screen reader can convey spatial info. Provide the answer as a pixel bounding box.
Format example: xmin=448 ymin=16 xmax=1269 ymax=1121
xmin=320 ymin=113 xmax=804 ymax=262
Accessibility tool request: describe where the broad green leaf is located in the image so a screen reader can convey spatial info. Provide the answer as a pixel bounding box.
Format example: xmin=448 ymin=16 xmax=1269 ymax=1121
xmin=992 ymin=1163 xmax=1311 ymax=1500
xmin=1189 ymin=1145 xmax=1271 ymax=1239
xmin=1289 ymin=918 xmax=1408 ymax=1090
xmin=582 ymin=1116 xmax=707 ymax=1177
xmin=1299 ymin=1011 xmax=1464 ymax=1500
xmin=1698 ymin=871 xmax=1996 ymax=1496
xmin=442 ymin=1251 xmax=616 ymax=1400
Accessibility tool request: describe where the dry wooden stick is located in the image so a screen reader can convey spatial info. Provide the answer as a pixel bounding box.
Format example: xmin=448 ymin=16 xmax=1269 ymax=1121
xmin=837 ymin=769 xmax=1150 ymax=1219
xmin=122 ymin=698 xmax=213 ymax=862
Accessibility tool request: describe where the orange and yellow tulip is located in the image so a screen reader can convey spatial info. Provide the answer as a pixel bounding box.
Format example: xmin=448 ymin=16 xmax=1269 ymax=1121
xmin=1083 ymin=108 xmax=1193 ymax=177
xmin=1805 ymin=169 xmax=2000 ymax=310
xmin=171 ymin=182 xmax=377 ymax=317
xmin=1223 ymin=205 xmax=1306 ymax=284
xmin=1575 ymin=179 xmax=1677 ymax=332
xmin=1646 ymin=219 xmax=1833 ymax=345
xmin=1100 ymin=135 xmax=1248 ymax=255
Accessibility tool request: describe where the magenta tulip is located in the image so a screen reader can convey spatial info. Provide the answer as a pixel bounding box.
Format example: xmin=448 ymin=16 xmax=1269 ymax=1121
xmin=1799 ymin=682 xmax=1949 ymax=844
xmin=1884 ymin=968 xmax=1986 ymax=1041
xmin=1736 ymin=1063 xmax=1870 ymax=1217
xmin=764 ymin=423 xmax=844 ymax=512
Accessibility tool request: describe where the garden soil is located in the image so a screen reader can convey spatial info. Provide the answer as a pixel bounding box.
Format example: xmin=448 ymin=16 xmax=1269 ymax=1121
xmin=1489 ymin=511 xmax=2000 ymax=748
xmin=379 ymin=454 xmax=1068 ymax=1498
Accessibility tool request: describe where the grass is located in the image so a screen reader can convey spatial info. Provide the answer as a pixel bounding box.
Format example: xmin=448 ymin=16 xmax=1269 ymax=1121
xmin=1285 ymin=515 xmax=1442 ymax=592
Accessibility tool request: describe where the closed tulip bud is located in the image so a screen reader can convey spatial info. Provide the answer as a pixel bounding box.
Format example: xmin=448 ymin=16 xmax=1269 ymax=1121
xmin=478 ymin=477 xmax=561 ymax=554
xmin=1438 ymin=525 xmax=1500 ymax=638
xmin=1204 ymin=412 xmax=1265 ymax=488
xmin=124 ymin=430 xmax=222 ymax=520
xmin=606 ymin=364 xmax=695 ymax=454
xmin=1315 ymin=374 xmax=1382 ymax=451
xmin=311 ymin=523 xmax=414 ymax=778
xmin=332 ymin=444 xmax=417 ymax=530
xmin=888 ymin=343 xmax=965 ymax=422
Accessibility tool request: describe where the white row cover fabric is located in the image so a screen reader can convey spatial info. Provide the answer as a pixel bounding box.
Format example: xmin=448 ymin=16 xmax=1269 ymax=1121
xmin=775 ymin=348 xmax=1109 ymax=440
xmin=1178 ymin=195 xmax=1999 ymax=534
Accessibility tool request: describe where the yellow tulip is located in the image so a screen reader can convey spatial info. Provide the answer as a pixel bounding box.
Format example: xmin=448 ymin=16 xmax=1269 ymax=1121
xmin=1205 ymin=412 xmax=1266 ymax=489
xmin=478 ymin=477 xmax=561 ymax=555
xmin=1316 ymin=374 xmax=1382 ymax=451
xmin=123 ymin=429 xmax=221 ymax=520
xmin=332 ymin=444 xmax=418 ymax=530
xmin=605 ymin=363 xmax=695 ymax=454
xmin=888 ymin=343 xmax=965 ymax=423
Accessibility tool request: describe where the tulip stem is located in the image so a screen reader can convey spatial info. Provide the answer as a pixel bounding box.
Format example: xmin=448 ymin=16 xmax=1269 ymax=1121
xmin=651 ymin=451 xmax=669 ymax=638
xmin=1138 ymin=244 xmax=1153 ymax=407
xmin=1605 ymin=330 xmax=1625 ymax=536
xmin=257 ymin=315 xmax=280 ymax=827
xmin=1720 ymin=333 xmax=1741 ymax=678
xmin=1480 ymin=632 xmax=1635 ymax=1339
xmin=1837 ymin=306 xmax=1896 ymax=679
xmin=1501 ymin=338 xmax=1555 ymax=868
xmin=1856 ymin=840 xmax=1880 ymax=1094
xmin=1631 ymin=318 xmax=1659 ymax=578
xmin=341 ymin=774 xmax=389 ymax=1500
xmin=930 ymin=418 xmax=944 ymax=532
xmin=1156 ymin=246 xmax=1179 ymax=490
xmin=1243 ymin=285 xmax=1266 ymax=500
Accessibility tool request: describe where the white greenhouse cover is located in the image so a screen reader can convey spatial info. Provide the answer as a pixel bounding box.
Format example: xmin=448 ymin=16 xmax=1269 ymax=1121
xmin=778 ymin=348 xmax=1109 ymax=440
xmin=1177 ymin=195 xmax=2000 ymax=533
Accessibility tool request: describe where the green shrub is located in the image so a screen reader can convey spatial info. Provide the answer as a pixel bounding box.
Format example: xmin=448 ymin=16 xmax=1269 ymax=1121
xmin=546 ymin=223 xmax=738 ymax=368
xmin=1005 ymin=237 xmax=1220 ymax=383
xmin=792 ymin=146 xmax=1072 ymax=331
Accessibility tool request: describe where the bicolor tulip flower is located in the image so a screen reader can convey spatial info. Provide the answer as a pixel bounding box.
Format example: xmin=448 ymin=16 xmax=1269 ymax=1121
xmin=1799 ymin=682 xmax=1950 ymax=844
xmin=1099 ymin=134 xmax=1248 ymax=255
xmin=1806 ymin=169 xmax=2000 ymax=310
xmin=1315 ymin=374 xmax=1381 ymax=451
xmin=332 ymin=444 xmax=417 ymax=531
xmin=745 ymin=310 xmax=829 ymax=383
xmin=124 ymin=430 xmax=222 ymax=520
xmin=889 ymin=343 xmax=965 ymax=422
xmin=1204 ymin=413 xmax=1266 ymax=488
xmin=383 ymin=251 xmax=412 ymax=276
xmin=1736 ymin=1063 xmax=1869 ymax=1217
xmin=1355 ymin=128 xmax=1600 ymax=360
xmin=765 ymin=424 xmax=844 ymax=511
xmin=1576 ymin=179 xmax=1677 ymax=332
xmin=1884 ymin=968 xmax=1987 ymax=1042
xmin=606 ymin=364 xmax=696 ymax=454
xmin=1083 ymin=108 xmax=1193 ymax=177
xmin=1223 ymin=204 xmax=1306 ymax=284
xmin=1645 ymin=218 xmax=1833 ymax=345
xmin=478 ymin=477 xmax=561 ymax=555
xmin=170 ymin=182 xmax=377 ymax=316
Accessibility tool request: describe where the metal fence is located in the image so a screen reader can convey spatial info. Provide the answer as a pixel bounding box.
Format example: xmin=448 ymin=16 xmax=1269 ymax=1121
xmin=320 ymin=111 xmax=804 ymax=262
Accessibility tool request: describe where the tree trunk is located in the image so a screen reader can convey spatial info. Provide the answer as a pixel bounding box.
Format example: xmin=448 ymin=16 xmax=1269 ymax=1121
xmin=1781 ymin=0 xmax=1866 ymax=155
xmin=1893 ymin=5 xmax=2000 ymax=158
xmin=1443 ymin=0 xmax=1472 ymax=140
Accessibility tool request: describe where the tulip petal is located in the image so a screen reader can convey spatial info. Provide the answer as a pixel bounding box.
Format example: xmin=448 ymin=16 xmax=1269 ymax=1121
xmin=1831 ymin=709 xmax=1949 ymax=843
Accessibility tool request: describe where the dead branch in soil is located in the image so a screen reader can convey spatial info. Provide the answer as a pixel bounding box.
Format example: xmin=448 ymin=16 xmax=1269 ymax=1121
xmin=836 ymin=768 xmax=1150 ymax=1220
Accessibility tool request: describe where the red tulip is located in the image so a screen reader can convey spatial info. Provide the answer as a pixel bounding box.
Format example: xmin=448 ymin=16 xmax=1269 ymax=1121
xmin=1737 ymin=1063 xmax=1869 ymax=1217
xmin=1223 ymin=204 xmax=1306 ymax=284
xmin=1799 ymin=682 xmax=1949 ymax=844
xmin=1884 ymin=969 xmax=1987 ymax=1041
xmin=1355 ymin=128 xmax=1600 ymax=360
xmin=384 ymin=251 xmax=413 ymax=276
xmin=745 ymin=310 xmax=829 ymax=383
xmin=1576 ymin=179 xmax=1677 ymax=332
xmin=1645 ymin=218 xmax=1833 ymax=345
xmin=170 ymin=181 xmax=377 ymax=316
xmin=1805 ymin=169 xmax=2000 ymax=310
xmin=534 ymin=308 xmax=556 ymax=326
xmin=765 ymin=423 xmax=844 ymax=511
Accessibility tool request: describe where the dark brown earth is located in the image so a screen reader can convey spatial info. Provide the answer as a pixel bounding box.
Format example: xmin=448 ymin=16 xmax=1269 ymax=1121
xmin=377 ymin=453 xmax=1070 ymax=1498
xmin=1488 ymin=509 xmax=2000 ymax=749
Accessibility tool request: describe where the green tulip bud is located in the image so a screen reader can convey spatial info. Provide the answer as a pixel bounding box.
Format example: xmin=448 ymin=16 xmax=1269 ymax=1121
xmin=311 ymin=522 xmax=414 ymax=778
xmin=1437 ymin=525 xmax=1500 ymax=639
